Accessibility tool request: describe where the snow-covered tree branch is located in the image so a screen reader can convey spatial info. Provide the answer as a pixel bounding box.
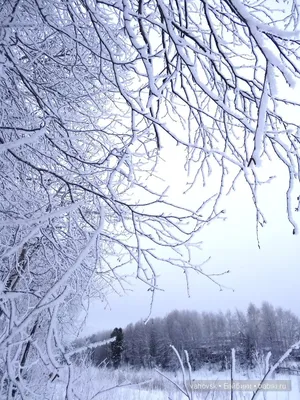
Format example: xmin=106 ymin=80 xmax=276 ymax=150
xmin=1 ymin=0 xmax=300 ymax=397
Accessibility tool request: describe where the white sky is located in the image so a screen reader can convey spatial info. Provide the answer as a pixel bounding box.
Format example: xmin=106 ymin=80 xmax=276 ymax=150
xmin=81 ymin=138 xmax=300 ymax=336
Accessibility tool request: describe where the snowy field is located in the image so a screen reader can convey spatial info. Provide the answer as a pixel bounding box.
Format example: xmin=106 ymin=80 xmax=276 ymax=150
xmin=49 ymin=364 xmax=300 ymax=400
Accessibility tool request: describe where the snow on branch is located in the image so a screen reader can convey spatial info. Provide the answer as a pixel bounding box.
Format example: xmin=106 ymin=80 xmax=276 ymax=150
xmin=65 ymin=337 xmax=116 ymax=357
xmin=1 ymin=0 xmax=300 ymax=397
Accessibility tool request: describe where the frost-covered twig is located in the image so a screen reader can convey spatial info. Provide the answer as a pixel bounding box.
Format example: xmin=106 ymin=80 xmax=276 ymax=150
xmin=231 ymin=348 xmax=236 ymax=400
xmin=251 ymin=340 xmax=300 ymax=400
xmin=88 ymin=378 xmax=153 ymax=400
xmin=156 ymin=345 xmax=193 ymax=399
xmin=65 ymin=337 xmax=116 ymax=357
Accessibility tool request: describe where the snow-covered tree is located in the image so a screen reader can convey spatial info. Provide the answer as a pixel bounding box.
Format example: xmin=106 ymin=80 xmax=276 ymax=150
xmin=1 ymin=0 xmax=300 ymax=397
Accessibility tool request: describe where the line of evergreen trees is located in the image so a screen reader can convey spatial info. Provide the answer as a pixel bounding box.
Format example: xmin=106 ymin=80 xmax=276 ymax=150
xmin=73 ymin=302 xmax=300 ymax=371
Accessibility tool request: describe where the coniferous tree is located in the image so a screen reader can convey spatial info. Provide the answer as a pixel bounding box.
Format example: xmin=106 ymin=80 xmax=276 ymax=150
xmin=110 ymin=328 xmax=124 ymax=369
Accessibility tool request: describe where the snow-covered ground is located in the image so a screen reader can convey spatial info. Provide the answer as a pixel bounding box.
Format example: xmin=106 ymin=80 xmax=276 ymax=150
xmin=49 ymin=364 xmax=300 ymax=400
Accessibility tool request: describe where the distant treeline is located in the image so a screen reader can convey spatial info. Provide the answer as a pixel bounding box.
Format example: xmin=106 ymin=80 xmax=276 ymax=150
xmin=73 ymin=302 xmax=300 ymax=370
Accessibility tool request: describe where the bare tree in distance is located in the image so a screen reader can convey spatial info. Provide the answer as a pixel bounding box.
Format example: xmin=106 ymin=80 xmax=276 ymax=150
xmin=1 ymin=0 xmax=300 ymax=397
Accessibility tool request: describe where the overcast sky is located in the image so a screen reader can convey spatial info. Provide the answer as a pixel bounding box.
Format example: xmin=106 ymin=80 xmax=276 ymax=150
xmin=80 ymin=138 xmax=300 ymax=337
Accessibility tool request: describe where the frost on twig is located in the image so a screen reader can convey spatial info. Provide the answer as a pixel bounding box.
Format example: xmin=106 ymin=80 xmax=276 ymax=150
xmin=155 ymin=345 xmax=194 ymax=400
xmin=251 ymin=340 xmax=300 ymax=400
xmin=66 ymin=337 xmax=116 ymax=358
